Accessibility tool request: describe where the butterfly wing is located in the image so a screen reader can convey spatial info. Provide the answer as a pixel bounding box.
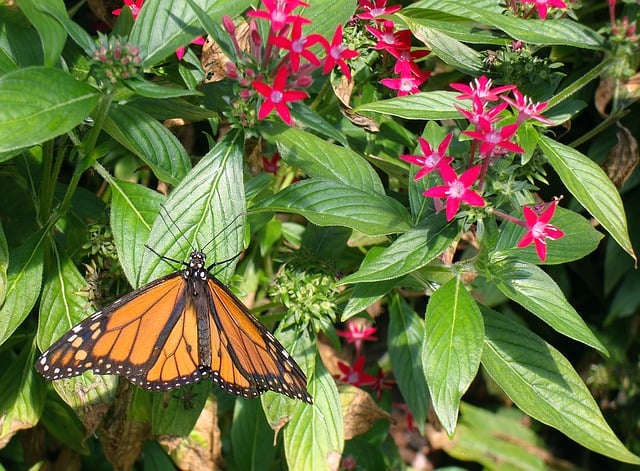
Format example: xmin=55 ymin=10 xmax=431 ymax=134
xmin=36 ymin=273 xmax=209 ymax=390
xmin=205 ymin=277 xmax=313 ymax=404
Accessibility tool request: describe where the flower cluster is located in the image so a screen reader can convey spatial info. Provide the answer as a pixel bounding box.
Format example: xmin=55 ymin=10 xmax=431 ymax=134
xmin=356 ymin=0 xmax=431 ymax=96
xmin=402 ymin=75 xmax=564 ymax=261
xmin=335 ymin=321 xmax=394 ymax=400
xmin=510 ymin=0 xmax=568 ymax=20
xmin=220 ymin=0 xmax=359 ymax=125
xmin=91 ymin=33 xmax=142 ymax=87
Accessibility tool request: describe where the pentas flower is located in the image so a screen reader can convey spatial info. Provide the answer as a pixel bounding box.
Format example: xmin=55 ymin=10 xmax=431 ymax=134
xmin=252 ymin=66 xmax=308 ymax=125
xmin=322 ymin=25 xmax=360 ymax=80
xmin=247 ymin=0 xmax=310 ymax=34
xmin=450 ymin=75 xmax=515 ymax=103
xmin=463 ymin=117 xmax=524 ymax=157
xmin=370 ymin=368 xmax=395 ymax=400
xmin=501 ymin=89 xmax=554 ymax=125
xmin=337 ymin=356 xmax=377 ymax=387
xmin=456 ymin=95 xmax=509 ymax=126
xmin=269 ymin=21 xmax=324 ymax=71
xmin=336 ymin=320 xmax=378 ymax=356
xmin=357 ymin=0 xmax=402 ymax=20
xmin=381 ymin=69 xmax=430 ymax=96
xmin=112 ymin=0 xmax=144 ymax=19
xmin=387 ymin=45 xmax=430 ymax=77
xmin=176 ymin=37 xmax=206 ymax=61
xmin=423 ymin=163 xmax=485 ymax=221
xmin=519 ymin=0 xmax=568 ymax=20
xmin=401 ymin=133 xmax=454 ymax=180
xmin=517 ymin=200 xmax=565 ymax=261
xmin=366 ymin=21 xmax=408 ymax=52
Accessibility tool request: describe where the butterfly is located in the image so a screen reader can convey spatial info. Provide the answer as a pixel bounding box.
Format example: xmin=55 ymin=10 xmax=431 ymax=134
xmin=35 ymin=249 xmax=313 ymax=404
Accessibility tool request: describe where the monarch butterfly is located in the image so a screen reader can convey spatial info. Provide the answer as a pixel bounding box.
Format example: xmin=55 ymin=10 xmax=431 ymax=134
xmin=35 ymin=249 xmax=313 ymax=404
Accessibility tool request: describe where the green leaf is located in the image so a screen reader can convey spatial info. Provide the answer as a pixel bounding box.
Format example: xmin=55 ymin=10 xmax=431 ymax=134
xmin=340 ymin=215 xmax=458 ymax=284
xmin=254 ymin=179 xmax=411 ymax=237
xmin=40 ymin=396 xmax=89 ymax=454
xmin=494 ymin=206 xmax=603 ymax=265
xmin=110 ymin=180 xmax=165 ymax=286
xmin=355 ymin=91 xmax=460 ymax=120
xmin=342 ymin=277 xmax=401 ymax=321
xmin=284 ymin=356 xmax=343 ymax=471
xmin=0 ymin=221 xmax=8 ymax=305
xmin=262 ymin=125 xmax=384 ymax=193
xmin=481 ymin=307 xmax=640 ymax=464
xmin=490 ymin=259 xmax=607 ymax=354
xmin=104 ymin=104 xmax=192 ymax=186
xmin=231 ymin=398 xmax=277 ymax=471
xmin=34 ymin=2 xmax=95 ymax=53
xmin=0 ymin=230 xmax=45 ymax=346
xmin=150 ymin=381 xmax=210 ymax=436
xmin=15 ymin=0 xmax=67 ymax=67
xmin=37 ymin=242 xmax=90 ymax=352
xmin=127 ymin=97 xmax=216 ymax=121
xmin=125 ymin=80 xmax=201 ymax=99
xmin=409 ymin=1 xmax=604 ymax=48
xmin=538 ymin=135 xmax=635 ymax=262
xmin=400 ymin=15 xmax=484 ymax=75
xmin=423 ymin=278 xmax=484 ymax=434
xmin=139 ymin=130 xmax=246 ymax=286
xmin=131 ymin=0 xmax=253 ymax=66
xmin=0 ymin=339 xmax=46 ymax=447
xmin=388 ymin=295 xmax=430 ymax=434
xmin=0 ymin=67 xmax=100 ymax=152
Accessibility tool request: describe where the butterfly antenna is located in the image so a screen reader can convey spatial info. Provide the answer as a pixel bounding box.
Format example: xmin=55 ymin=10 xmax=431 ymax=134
xmin=200 ymin=210 xmax=247 ymax=253
xmin=159 ymin=204 xmax=196 ymax=251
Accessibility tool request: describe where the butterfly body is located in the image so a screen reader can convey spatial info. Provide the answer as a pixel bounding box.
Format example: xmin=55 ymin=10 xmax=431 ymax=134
xmin=36 ymin=250 xmax=312 ymax=404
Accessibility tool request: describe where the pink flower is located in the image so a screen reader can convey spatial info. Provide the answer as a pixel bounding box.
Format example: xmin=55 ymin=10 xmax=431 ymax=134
xmin=463 ymin=117 xmax=524 ymax=157
xmin=111 ymin=0 xmax=144 ymax=20
xmin=262 ymin=152 xmax=281 ymax=174
xmin=322 ymin=25 xmax=360 ymax=80
xmin=401 ymin=133 xmax=454 ymax=180
xmin=370 ymin=368 xmax=395 ymax=400
xmin=336 ymin=356 xmax=377 ymax=387
xmin=366 ymin=21 xmax=409 ymax=53
xmin=357 ymin=0 xmax=402 ymax=20
xmin=456 ymin=95 xmax=509 ymax=126
xmin=247 ymin=0 xmax=310 ymax=34
xmin=175 ymin=36 xmax=206 ymax=61
xmin=269 ymin=22 xmax=324 ymax=71
xmin=112 ymin=0 xmax=144 ymax=19
xmin=381 ymin=70 xmax=430 ymax=96
xmin=336 ymin=320 xmax=378 ymax=356
xmin=252 ymin=66 xmax=308 ymax=125
xmin=387 ymin=45 xmax=430 ymax=77
xmin=450 ymin=75 xmax=516 ymax=103
xmin=519 ymin=0 xmax=568 ymax=20
xmin=517 ymin=200 xmax=565 ymax=261
xmin=423 ymin=163 xmax=485 ymax=221
xmin=501 ymin=89 xmax=554 ymax=125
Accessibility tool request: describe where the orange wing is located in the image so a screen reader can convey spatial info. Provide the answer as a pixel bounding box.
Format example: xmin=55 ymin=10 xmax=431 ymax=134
xmin=205 ymin=277 xmax=313 ymax=404
xmin=35 ymin=273 xmax=208 ymax=390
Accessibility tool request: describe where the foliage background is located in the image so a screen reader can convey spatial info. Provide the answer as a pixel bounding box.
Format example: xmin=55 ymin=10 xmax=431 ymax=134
xmin=0 ymin=0 xmax=639 ymax=470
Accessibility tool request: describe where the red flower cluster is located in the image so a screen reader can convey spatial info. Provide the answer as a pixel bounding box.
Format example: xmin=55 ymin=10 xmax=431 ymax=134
xmin=356 ymin=0 xmax=431 ymax=96
xmin=401 ymin=75 xmax=564 ymax=260
xmin=241 ymin=0 xmax=359 ymax=125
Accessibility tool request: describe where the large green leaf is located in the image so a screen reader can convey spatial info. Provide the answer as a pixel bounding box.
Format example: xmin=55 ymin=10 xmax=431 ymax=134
xmin=0 ymin=221 xmax=7 ymax=305
xmin=423 ymin=278 xmax=484 ymax=434
xmin=254 ymin=179 xmax=411 ymax=237
xmin=109 ymin=179 xmax=165 ymax=286
xmin=139 ymin=130 xmax=245 ymax=286
xmin=482 ymin=307 xmax=640 ymax=464
xmin=131 ymin=0 xmax=253 ymax=66
xmin=340 ymin=215 xmax=458 ymax=284
xmin=0 ymin=67 xmax=100 ymax=152
xmin=262 ymin=125 xmax=384 ymax=194
xmin=538 ymin=135 xmax=635 ymax=262
xmin=355 ymin=91 xmax=461 ymax=120
xmin=400 ymin=15 xmax=484 ymax=75
xmin=104 ymin=104 xmax=192 ymax=186
xmin=231 ymin=398 xmax=277 ymax=471
xmin=409 ymin=1 xmax=604 ymax=48
xmin=15 ymin=0 xmax=67 ymax=67
xmin=0 ymin=230 xmax=45 ymax=346
xmin=388 ymin=296 xmax=430 ymax=434
xmin=490 ymin=259 xmax=606 ymax=354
